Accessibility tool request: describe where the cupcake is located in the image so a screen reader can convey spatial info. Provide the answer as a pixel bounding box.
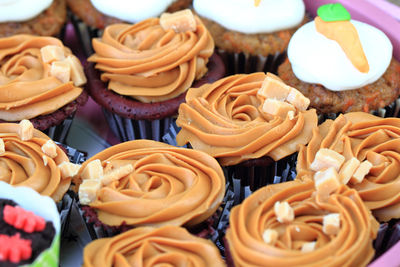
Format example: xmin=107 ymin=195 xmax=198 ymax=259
xmin=278 ymin=3 xmax=400 ymax=116
xmin=0 ymin=34 xmax=88 ymax=142
xmin=193 ymin=0 xmax=307 ymax=74
xmin=0 ymin=0 xmax=67 ymax=37
xmin=225 ymin=180 xmax=379 ymax=267
xmin=0 ymin=181 xmax=60 ymax=267
xmin=175 ymin=72 xmax=318 ymax=203
xmin=296 ymin=112 xmax=400 ymax=222
xmin=86 ymin=9 xmax=225 ymax=142
xmin=75 ymin=140 xmax=225 ymax=238
xmin=0 ymin=121 xmax=81 ymax=203
xmin=67 ymin=0 xmax=192 ymax=56
xmin=83 ymin=225 xmax=226 ymax=267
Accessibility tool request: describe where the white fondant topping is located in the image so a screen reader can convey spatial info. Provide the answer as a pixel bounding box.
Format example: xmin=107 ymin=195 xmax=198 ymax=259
xmin=90 ymin=0 xmax=177 ymax=23
xmin=193 ymin=0 xmax=305 ymax=34
xmin=0 ymin=0 xmax=52 ymax=23
xmin=288 ymin=20 xmax=393 ymax=91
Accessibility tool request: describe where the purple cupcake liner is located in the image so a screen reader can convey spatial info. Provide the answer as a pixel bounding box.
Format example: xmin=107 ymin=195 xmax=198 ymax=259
xmin=225 ymin=153 xmax=297 ymax=205
xmin=218 ymin=49 xmax=286 ymax=76
xmin=102 ymin=108 xmax=176 ymax=142
xmin=69 ymin=13 xmax=101 ymax=57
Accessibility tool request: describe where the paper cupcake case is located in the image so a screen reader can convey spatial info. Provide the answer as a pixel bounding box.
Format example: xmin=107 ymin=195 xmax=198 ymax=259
xmin=56 ymin=143 xmax=86 ymax=236
xmin=218 ymin=49 xmax=286 ymax=76
xmin=102 ymin=108 xmax=176 ymax=142
xmin=0 ymin=182 xmax=61 ymax=267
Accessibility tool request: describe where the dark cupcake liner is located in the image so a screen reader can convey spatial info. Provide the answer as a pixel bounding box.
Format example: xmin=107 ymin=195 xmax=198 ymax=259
xmin=374 ymin=219 xmax=400 ymax=260
xmin=41 ymin=115 xmax=74 ymax=144
xmin=69 ymin=13 xmax=102 ymax=57
xmin=56 ymin=144 xmax=86 ymax=237
xmin=103 ymin=108 xmax=176 ymax=142
xmin=318 ymin=98 xmax=400 ymax=124
xmin=225 ymin=153 xmax=297 ymax=205
xmin=218 ymin=49 xmax=286 ymax=76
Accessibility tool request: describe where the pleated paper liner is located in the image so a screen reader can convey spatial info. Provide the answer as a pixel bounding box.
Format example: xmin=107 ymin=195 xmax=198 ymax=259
xmin=102 ymin=109 xmax=176 ymax=142
xmin=218 ymin=49 xmax=287 ymax=76
xmin=56 ymin=143 xmax=86 ymax=236
xmin=69 ymin=13 xmax=101 ymax=57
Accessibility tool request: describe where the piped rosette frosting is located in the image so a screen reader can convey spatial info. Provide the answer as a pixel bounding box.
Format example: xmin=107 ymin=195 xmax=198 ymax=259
xmin=88 ymin=9 xmax=214 ymax=103
xmin=297 ymin=112 xmax=400 ymax=222
xmin=176 ymin=72 xmax=318 ymax=166
xmin=83 ymin=225 xmax=226 ymax=267
xmin=0 ymin=121 xmax=80 ymax=202
xmin=226 ymin=180 xmax=379 ymax=267
xmin=0 ymin=35 xmax=86 ymax=122
xmin=77 ymin=140 xmax=225 ymax=227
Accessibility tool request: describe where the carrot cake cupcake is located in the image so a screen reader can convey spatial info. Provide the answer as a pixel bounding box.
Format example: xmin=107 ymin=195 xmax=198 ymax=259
xmin=193 ymin=0 xmax=307 ymax=74
xmin=278 ymin=3 xmax=400 ymax=115
xmin=0 ymin=0 xmax=67 ymax=37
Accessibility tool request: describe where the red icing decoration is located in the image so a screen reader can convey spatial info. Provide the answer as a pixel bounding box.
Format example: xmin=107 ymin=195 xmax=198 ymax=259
xmin=0 ymin=233 xmax=32 ymax=263
xmin=3 ymin=205 xmax=45 ymax=233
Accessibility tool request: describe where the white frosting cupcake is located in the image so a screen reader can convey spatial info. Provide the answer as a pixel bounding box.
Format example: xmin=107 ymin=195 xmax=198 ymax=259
xmin=90 ymin=0 xmax=177 ymax=23
xmin=193 ymin=0 xmax=305 ymax=34
xmin=0 ymin=0 xmax=52 ymax=23
xmin=288 ymin=20 xmax=392 ymax=91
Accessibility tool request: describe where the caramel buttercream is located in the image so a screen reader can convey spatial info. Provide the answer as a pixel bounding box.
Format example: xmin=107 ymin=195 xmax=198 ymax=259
xmin=226 ymin=180 xmax=379 ymax=267
xmin=88 ymin=10 xmax=214 ymax=103
xmin=76 ymin=140 xmax=225 ymax=227
xmin=0 ymin=123 xmax=71 ymax=202
xmin=297 ymin=112 xmax=400 ymax=222
xmin=83 ymin=225 xmax=226 ymax=267
xmin=0 ymin=35 xmax=86 ymax=121
xmin=176 ymin=73 xmax=318 ymax=166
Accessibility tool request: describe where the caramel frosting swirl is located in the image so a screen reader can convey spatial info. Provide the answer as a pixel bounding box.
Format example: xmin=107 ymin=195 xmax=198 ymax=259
xmin=226 ymin=180 xmax=379 ymax=267
xmin=88 ymin=13 xmax=214 ymax=103
xmin=176 ymin=73 xmax=318 ymax=166
xmin=0 ymin=123 xmax=70 ymax=202
xmin=297 ymin=112 xmax=400 ymax=222
xmin=83 ymin=225 xmax=226 ymax=267
xmin=0 ymin=35 xmax=85 ymax=121
xmin=77 ymin=140 xmax=225 ymax=227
